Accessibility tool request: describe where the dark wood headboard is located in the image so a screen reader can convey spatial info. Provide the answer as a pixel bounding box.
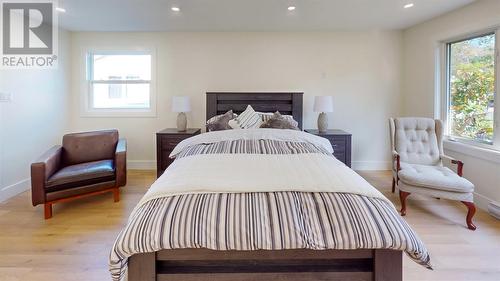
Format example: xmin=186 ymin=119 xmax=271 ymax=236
xmin=206 ymin=92 xmax=304 ymax=129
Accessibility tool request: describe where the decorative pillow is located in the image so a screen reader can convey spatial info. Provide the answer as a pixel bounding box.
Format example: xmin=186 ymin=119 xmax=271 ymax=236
xmin=206 ymin=110 xmax=235 ymax=131
xmin=206 ymin=111 xmax=237 ymax=125
xmin=257 ymin=112 xmax=299 ymax=128
xmin=259 ymin=112 xmax=300 ymax=130
xmin=228 ymin=105 xmax=263 ymax=129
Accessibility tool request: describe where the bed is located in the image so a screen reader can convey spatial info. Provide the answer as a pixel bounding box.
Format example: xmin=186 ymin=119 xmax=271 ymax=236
xmin=110 ymin=92 xmax=431 ymax=281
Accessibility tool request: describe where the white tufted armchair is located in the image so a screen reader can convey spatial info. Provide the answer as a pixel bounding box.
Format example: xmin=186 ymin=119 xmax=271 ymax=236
xmin=389 ymin=117 xmax=476 ymax=230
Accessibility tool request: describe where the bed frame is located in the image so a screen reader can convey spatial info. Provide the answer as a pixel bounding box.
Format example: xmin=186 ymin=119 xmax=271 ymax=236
xmin=129 ymin=249 xmax=402 ymax=281
xmin=206 ymin=92 xmax=304 ymax=129
xmin=127 ymin=92 xmax=403 ymax=281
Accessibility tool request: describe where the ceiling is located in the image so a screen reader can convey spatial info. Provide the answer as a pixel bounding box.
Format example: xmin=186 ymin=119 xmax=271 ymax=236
xmin=57 ymin=0 xmax=476 ymax=32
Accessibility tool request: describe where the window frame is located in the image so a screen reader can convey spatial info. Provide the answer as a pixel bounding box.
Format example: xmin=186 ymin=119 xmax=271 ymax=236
xmin=441 ymin=28 xmax=500 ymax=151
xmin=81 ymin=48 xmax=157 ymax=117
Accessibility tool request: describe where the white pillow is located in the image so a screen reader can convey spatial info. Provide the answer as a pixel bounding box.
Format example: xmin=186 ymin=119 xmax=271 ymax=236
xmin=228 ymin=105 xmax=262 ymax=129
xmin=257 ymin=112 xmax=299 ymax=128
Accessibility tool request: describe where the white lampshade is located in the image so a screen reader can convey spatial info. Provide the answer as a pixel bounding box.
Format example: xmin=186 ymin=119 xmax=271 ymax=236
xmin=172 ymin=96 xmax=191 ymax=113
xmin=313 ymin=96 xmax=334 ymax=113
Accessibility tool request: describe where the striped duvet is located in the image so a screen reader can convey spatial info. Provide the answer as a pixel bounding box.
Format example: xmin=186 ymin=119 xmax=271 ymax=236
xmin=109 ymin=129 xmax=431 ymax=281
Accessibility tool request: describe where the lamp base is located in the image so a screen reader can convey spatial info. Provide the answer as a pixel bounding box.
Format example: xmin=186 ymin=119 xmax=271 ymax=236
xmin=177 ymin=112 xmax=187 ymax=132
xmin=318 ymin=112 xmax=328 ymax=133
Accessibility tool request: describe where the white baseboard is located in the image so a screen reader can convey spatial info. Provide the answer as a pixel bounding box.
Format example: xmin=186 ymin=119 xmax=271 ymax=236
xmin=352 ymin=161 xmax=391 ymax=171
xmin=128 ymin=160 xmax=156 ymax=170
xmin=487 ymin=201 xmax=500 ymax=220
xmin=473 ymin=192 xmax=500 ymax=219
xmin=473 ymin=192 xmax=491 ymax=211
xmin=0 ymin=178 xmax=30 ymax=203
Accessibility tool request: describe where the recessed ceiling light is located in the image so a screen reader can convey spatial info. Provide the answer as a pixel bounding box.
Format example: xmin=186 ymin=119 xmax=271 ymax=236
xmin=171 ymin=7 xmax=180 ymax=12
xmin=287 ymin=6 xmax=296 ymax=11
xmin=56 ymin=7 xmax=66 ymax=13
xmin=404 ymin=3 xmax=414 ymax=9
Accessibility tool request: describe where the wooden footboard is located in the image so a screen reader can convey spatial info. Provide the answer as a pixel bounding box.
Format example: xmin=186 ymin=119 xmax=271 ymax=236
xmin=128 ymin=249 xmax=402 ymax=281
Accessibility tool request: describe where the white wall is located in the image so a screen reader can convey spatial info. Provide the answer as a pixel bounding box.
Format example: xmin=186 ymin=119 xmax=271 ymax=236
xmin=70 ymin=31 xmax=403 ymax=170
xmin=0 ymin=29 xmax=71 ymax=202
xmin=402 ymin=0 xmax=500 ymax=209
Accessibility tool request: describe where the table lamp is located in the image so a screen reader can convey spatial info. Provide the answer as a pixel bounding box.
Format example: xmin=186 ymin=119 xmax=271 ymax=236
xmin=313 ymin=96 xmax=333 ymax=133
xmin=172 ymin=96 xmax=191 ymax=131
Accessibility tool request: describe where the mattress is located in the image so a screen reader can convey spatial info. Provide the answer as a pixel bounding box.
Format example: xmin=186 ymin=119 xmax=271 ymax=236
xmin=109 ymin=129 xmax=431 ymax=281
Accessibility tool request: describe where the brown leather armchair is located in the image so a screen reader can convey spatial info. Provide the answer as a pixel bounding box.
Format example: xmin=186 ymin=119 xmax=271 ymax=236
xmin=31 ymin=129 xmax=127 ymax=219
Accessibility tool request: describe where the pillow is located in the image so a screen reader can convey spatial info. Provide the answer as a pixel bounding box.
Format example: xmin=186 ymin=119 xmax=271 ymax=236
xmin=206 ymin=110 xmax=235 ymax=131
xmin=206 ymin=110 xmax=237 ymax=125
xmin=257 ymin=112 xmax=299 ymax=128
xmin=228 ymin=105 xmax=262 ymax=129
xmin=259 ymin=111 xmax=300 ymax=130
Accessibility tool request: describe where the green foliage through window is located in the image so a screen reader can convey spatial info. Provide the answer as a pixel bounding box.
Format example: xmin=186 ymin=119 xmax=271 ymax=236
xmin=448 ymin=33 xmax=495 ymax=143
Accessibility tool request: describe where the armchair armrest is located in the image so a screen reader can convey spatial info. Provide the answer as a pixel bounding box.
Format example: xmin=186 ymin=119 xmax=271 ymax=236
xmin=392 ymin=150 xmax=401 ymax=171
xmin=115 ymin=138 xmax=127 ymax=187
xmin=30 ymin=145 xmax=62 ymax=206
xmin=441 ymin=154 xmax=464 ymax=177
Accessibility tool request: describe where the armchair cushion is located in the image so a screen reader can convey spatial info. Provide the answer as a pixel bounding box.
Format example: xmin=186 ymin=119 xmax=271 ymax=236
xmin=398 ymin=163 xmax=474 ymax=193
xmin=46 ymin=160 xmax=115 ymax=192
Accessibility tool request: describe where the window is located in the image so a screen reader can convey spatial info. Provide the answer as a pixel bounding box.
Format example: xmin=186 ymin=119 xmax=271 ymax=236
xmin=445 ymin=31 xmax=499 ymax=148
xmin=84 ymin=50 xmax=155 ymax=116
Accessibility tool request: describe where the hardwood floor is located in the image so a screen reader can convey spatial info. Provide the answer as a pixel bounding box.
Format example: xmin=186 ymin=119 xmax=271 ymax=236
xmin=0 ymin=170 xmax=499 ymax=281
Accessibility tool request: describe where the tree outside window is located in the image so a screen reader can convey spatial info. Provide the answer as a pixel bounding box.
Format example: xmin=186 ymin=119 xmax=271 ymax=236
xmin=448 ymin=34 xmax=495 ymax=144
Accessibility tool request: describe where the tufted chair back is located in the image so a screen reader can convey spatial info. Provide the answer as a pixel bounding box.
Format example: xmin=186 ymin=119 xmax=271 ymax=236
xmin=389 ymin=117 xmax=444 ymax=166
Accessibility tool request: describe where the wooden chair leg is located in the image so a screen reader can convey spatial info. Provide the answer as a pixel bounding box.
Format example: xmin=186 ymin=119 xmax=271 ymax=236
xmin=399 ymin=191 xmax=411 ymax=216
xmin=461 ymin=201 xmax=477 ymax=231
xmin=44 ymin=203 xmax=52 ymax=219
xmin=392 ymin=178 xmax=396 ymax=193
xmin=113 ymin=188 xmax=120 ymax=202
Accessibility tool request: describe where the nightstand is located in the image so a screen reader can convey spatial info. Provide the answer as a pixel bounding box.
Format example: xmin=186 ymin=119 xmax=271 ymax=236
xmin=304 ymin=129 xmax=352 ymax=167
xmin=156 ymin=128 xmax=201 ymax=178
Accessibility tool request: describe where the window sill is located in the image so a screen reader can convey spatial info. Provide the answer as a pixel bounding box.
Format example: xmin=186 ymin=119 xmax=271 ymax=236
xmin=81 ymin=109 xmax=157 ymax=118
xmin=444 ymin=139 xmax=500 ymax=165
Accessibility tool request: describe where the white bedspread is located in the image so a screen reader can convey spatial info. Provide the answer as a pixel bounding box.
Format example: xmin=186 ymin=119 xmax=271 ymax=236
xmin=137 ymin=129 xmax=388 ymax=208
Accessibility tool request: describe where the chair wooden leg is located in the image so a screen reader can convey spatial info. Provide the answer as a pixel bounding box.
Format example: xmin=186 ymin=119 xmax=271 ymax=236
xmin=392 ymin=178 xmax=396 ymax=193
xmin=399 ymin=191 xmax=411 ymax=216
xmin=461 ymin=201 xmax=477 ymax=231
xmin=44 ymin=203 xmax=52 ymax=219
xmin=113 ymin=188 xmax=120 ymax=202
